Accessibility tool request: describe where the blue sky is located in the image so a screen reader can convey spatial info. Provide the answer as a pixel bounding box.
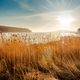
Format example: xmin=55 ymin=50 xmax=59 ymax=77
xmin=0 ymin=0 xmax=80 ymax=32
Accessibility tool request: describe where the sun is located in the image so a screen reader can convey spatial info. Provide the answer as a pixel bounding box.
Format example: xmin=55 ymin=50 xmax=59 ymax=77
xmin=57 ymin=14 xmax=75 ymax=30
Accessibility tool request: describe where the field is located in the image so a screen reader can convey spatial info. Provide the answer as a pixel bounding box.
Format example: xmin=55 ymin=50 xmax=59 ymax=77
xmin=0 ymin=32 xmax=80 ymax=80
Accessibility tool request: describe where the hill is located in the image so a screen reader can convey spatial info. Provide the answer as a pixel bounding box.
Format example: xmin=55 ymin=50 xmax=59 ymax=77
xmin=0 ymin=25 xmax=31 ymax=32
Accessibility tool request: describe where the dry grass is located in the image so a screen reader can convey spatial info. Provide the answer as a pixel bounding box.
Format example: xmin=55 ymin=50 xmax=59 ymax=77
xmin=0 ymin=33 xmax=80 ymax=80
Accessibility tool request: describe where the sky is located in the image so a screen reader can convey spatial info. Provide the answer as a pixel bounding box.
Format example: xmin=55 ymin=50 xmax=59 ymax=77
xmin=0 ymin=0 xmax=80 ymax=32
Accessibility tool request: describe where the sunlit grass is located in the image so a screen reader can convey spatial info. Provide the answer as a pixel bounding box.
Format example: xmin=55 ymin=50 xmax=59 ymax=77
xmin=0 ymin=33 xmax=80 ymax=80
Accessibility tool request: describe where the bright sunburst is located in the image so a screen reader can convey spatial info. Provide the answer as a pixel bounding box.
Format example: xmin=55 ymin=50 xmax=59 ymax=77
xmin=57 ymin=14 xmax=75 ymax=30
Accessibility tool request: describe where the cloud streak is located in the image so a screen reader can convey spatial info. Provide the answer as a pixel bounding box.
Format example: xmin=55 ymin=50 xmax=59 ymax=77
xmin=0 ymin=10 xmax=78 ymax=32
xmin=13 ymin=0 xmax=35 ymax=11
xmin=0 ymin=0 xmax=80 ymax=32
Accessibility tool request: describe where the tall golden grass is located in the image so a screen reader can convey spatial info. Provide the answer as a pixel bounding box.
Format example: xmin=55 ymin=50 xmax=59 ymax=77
xmin=0 ymin=33 xmax=80 ymax=80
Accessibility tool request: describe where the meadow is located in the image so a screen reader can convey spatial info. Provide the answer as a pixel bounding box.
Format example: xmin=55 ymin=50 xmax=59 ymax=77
xmin=0 ymin=32 xmax=80 ymax=80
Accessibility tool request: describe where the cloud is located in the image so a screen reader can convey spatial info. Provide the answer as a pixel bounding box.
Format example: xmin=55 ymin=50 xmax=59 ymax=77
xmin=13 ymin=0 xmax=35 ymax=11
xmin=0 ymin=0 xmax=80 ymax=32
xmin=45 ymin=0 xmax=53 ymax=6
xmin=0 ymin=9 xmax=77 ymax=32
xmin=0 ymin=11 xmax=59 ymax=32
xmin=73 ymin=5 xmax=80 ymax=11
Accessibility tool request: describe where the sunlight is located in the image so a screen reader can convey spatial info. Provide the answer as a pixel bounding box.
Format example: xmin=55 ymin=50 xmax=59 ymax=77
xmin=57 ymin=14 xmax=75 ymax=30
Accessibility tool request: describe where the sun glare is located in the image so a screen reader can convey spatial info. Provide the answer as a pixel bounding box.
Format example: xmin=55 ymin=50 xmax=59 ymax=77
xmin=57 ymin=14 xmax=75 ymax=31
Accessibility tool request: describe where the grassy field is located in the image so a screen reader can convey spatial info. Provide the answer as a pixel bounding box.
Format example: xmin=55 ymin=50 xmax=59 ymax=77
xmin=0 ymin=33 xmax=80 ymax=80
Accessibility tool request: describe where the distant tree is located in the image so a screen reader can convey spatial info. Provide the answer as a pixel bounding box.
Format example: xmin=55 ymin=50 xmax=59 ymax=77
xmin=77 ymin=28 xmax=80 ymax=33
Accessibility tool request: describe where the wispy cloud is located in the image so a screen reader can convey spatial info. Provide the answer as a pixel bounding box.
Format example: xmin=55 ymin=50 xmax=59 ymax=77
xmin=0 ymin=0 xmax=80 ymax=32
xmin=0 ymin=10 xmax=76 ymax=32
xmin=0 ymin=11 xmax=58 ymax=32
xmin=45 ymin=0 xmax=54 ymax=8
xmin=13 ymin=0 xmax=35 ymax=11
